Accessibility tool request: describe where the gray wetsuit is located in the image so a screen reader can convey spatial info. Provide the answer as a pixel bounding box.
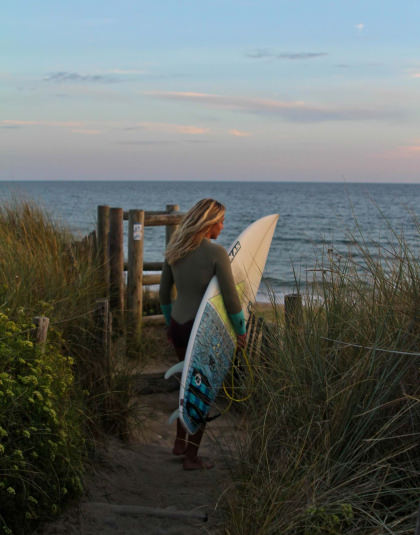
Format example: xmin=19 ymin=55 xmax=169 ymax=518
xmin=159 ymin=238 xmax=245 ymax=334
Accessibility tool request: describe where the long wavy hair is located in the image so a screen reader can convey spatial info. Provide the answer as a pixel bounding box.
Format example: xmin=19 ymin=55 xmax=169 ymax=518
xmin=165 ymin=198 xmax=225 ymax=265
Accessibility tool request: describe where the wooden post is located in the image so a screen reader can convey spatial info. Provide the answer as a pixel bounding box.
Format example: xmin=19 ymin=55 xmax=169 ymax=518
xmin=97 ymin=205 xmax=110 ymax=293
xmin=109 ymin=207 xmax=124 ymax=331
xmin=93 ymin=299 xmax=112 ymax=391
xmin=165 ymin=204 xmax=180 ymax=246
xmin=33 ymin=316 xmax=50 ymax=354
xmin=94 ymin=299 xmax=110 ymax=375
xmin=80 ymin=230 xmax=97 ymax=268
xmin=127 ymin=209 xmax=145 ymax=349
xmin=252 ymin=316 xmax=265 ymax=357
xmin=261 ymin=321 xmax=273 ymax=359
xmin=284 ymin=293 xmax=303 ymax=332
xmin=93 ymin=299 xmax=115 ymax=430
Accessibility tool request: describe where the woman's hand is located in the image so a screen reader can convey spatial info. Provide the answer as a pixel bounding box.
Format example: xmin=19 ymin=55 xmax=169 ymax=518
xmin=236 ymin=333 xmax=247 ymax=349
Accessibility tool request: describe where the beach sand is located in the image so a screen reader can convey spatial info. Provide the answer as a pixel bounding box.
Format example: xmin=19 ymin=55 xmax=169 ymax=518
xmin=35 ymin=324 xmax=246 ymax=535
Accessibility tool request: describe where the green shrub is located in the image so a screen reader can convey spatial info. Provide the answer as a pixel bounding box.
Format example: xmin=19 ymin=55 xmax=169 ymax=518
xmin=0 ymin=311 xmax=86 ymax=534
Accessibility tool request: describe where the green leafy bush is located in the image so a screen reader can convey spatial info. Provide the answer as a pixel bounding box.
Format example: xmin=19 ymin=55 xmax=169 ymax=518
xmin=0 ymin=311 xmax=85 ymax=535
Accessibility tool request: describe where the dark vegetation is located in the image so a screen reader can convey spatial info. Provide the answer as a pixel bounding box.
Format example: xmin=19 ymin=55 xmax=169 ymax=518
xmin=226 ymin=227 xmax=420 ymax=534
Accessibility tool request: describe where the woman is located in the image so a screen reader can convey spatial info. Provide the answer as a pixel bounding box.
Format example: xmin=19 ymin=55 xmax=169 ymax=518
xmin=159 ymin=198 xmax=247 ymax=470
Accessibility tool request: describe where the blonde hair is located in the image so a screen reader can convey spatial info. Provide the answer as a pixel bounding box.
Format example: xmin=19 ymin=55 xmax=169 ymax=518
xmin=165 ymin=198 xmax=225 ymax=265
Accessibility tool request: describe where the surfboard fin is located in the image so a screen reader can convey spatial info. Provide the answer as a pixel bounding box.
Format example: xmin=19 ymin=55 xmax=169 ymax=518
xmin=164 ymin=360 xmax=184 ymax=380
xmin=168 ymin=408 xmax=180 ymax=425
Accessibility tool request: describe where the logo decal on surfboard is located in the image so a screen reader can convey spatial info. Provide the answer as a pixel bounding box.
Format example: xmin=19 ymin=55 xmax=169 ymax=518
xmin=229 ymin=240 xmax=241 ymax=261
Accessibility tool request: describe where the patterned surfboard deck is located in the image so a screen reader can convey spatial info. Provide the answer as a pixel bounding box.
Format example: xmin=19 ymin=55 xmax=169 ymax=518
xmin=181 ymin=299 xmax=237 ymax=432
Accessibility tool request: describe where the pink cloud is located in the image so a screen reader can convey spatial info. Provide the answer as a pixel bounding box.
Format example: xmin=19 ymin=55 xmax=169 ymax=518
xmin=385 ymin=142 xmax=420 ymax=158
xmin=229 ymin=129 xmax=252 ymax=137
xmin=1 ymin=120 xmax=84 ymax=128
xmin=138 ymin=122 xmax=210 ymax=135
xmin=144 ymin=91 xmax=400 ymax=122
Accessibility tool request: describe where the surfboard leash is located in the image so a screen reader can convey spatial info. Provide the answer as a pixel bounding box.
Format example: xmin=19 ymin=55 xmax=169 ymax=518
xmin=222 ymin=346 xmax=255 ymax=407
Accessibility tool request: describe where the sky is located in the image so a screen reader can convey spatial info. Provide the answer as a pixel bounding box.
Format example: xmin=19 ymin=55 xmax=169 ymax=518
xmin=1 ymin=0 xmax=420 ymax=182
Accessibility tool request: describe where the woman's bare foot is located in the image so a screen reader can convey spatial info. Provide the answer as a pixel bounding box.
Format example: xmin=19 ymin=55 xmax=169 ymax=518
xmin=172 ymin=438 xmax=187 ymax=456
xmin=183 ymin=456 xmax=214 ymax=470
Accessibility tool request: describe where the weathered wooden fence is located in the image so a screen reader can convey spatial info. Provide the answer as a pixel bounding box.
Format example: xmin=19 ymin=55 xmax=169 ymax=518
xmin=97 ymin=204 xmax=183 ymax=342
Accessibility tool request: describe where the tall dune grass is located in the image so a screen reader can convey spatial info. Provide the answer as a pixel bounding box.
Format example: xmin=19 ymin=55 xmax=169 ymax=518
xmin=0 ymin=199 xmax=145 ymax=532
xmin=0 ymin=200 xmax=102 ymax=320
xmin=226 ymin=228 xmax=420 ymax=534
xmin=0 ymin=200 xmax=104 ymax=413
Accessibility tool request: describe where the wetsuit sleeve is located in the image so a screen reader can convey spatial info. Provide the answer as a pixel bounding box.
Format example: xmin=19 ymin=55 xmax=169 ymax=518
xmin=159 ymin=260 xmax=174 ymax=325
xmin=229 ymin=310 xmax=246 ymax=335
xmin=214 ymin=247 xmax=246 ymax=335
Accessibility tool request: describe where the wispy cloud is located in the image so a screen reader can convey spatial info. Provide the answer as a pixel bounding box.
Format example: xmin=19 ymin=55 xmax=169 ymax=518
xmin=410 ymin=73 xmax=420 ymax=79
xmin=44 ymin=72 xmax=118 ymax=83
xmin=355 ymin=23 xmax=365 ymax=31
xmin=229 ymin=129 xmax=252 ymax=137
xmin=108 ymin=69 xmax=147 ymax=75
xmin=399 ymin=144 xmax=420 ymax=154
xmin=385 ymin=142 xmax=420 ymax=158
xmin=1 ymin=120 xmax=84 ymax=128
xmin=138 ymin=122 xmax=210 ymax=135
xmin=0 ymin=120 xmax=105 ymax=135
xmin=246 ymin=49 xmax=327 ymax=60
xmin=117 ymin=140 xmax=176 ymax=146
xmin=71 ymin=129 xmax=102 ymax=135
xmin=43 ymin=69 xmax=158 ymax=84
xmin=145 ymin=91 xmax=401 ymax=123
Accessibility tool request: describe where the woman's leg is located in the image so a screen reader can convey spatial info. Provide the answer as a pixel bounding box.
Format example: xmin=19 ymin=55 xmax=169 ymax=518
xmin=183 ymin=425 xmax=212 ymax=469
xmin=173 ymin=419 xmax=187 ymax=455
xmin=183 ymin=427 xmax=214 ymax=469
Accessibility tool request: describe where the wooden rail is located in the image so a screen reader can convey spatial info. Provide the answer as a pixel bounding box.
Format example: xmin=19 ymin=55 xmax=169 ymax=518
xmin=123 ymin=211 xmax=184 ymax=227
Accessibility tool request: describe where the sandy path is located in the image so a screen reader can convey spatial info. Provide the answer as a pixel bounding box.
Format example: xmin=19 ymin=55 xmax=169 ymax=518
xmin=36 ymin=330 xmax=242 ymax=535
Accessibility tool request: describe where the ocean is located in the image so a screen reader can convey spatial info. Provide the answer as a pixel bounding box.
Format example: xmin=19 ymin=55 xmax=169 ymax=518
xmin=1 ymin=181 xmax=419 ymax=302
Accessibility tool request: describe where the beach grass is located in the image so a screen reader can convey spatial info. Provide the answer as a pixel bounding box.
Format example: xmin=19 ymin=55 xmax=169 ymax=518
xmin=225 ymin=228 xmax=420 ymax=534
xmin=0 ymin=200 xmax=140 ymax=533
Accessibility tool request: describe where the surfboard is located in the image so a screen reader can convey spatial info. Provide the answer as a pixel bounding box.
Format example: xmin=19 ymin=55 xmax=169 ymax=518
xmin=167 ymin=214 xmax=279 ymax=435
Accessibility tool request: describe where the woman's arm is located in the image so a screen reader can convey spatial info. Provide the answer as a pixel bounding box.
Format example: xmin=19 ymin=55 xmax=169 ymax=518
xmin=214 ymin=247 xmax=246 ymax=336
